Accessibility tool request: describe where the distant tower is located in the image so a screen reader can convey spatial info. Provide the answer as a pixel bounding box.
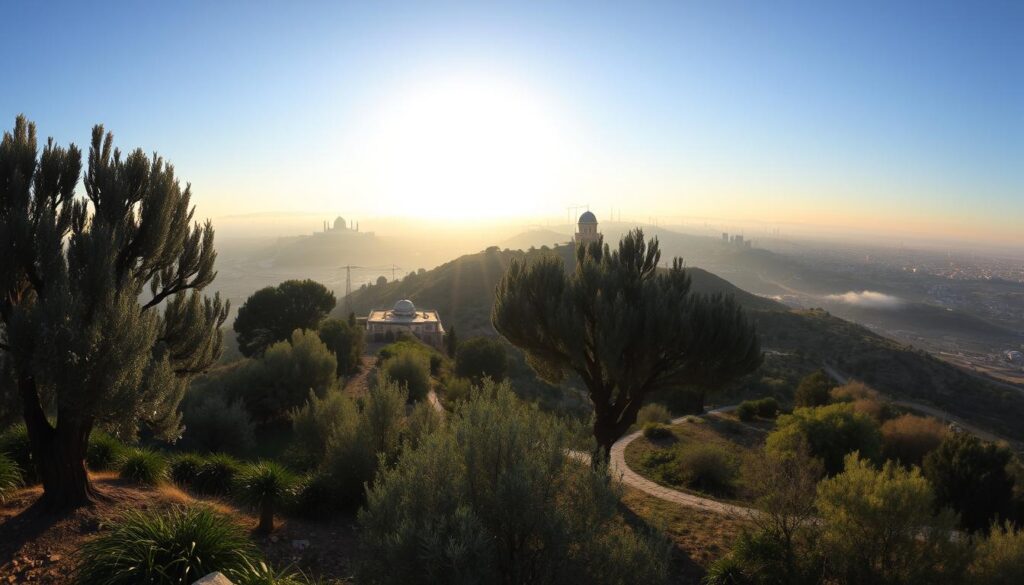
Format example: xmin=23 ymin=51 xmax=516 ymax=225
xmin=575 ymin=211 xmax=600 ymax=246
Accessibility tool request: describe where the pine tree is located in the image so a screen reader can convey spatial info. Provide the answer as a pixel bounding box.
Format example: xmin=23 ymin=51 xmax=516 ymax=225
xmin=0 ymin=116 xmax=227 ymax=508
xmin=493 ymin=229 xmax=761 ymax=458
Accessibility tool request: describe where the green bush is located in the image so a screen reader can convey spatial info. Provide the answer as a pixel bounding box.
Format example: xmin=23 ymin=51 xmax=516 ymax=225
xmin=640 ymin=449 xmax=682 ymax=485
xmin=923 ymin=432 xmax=1015 ymax=533
xmin=755 ymin=397 xmax=779 ymax=418
xmin=637 ymin=403 xmax=673 ymax=425
xmin=736 ymin=401 xmax=757 ymax=422
xmin=0 ymin=453 xmax=22 ymax=503
xmin=766 ymin=403 xmax=882 ymax=475
xmin=358 ymin=379 xmax=670 ymax=584
xmin=442 ymin=376 xmax=473 ymax=403
xmin=87 ymin=432 xmax=127 ymax=471
xmin=318 ymin=317 xmax=365 ymax=376
xmin=193 ymin=453 xmax=243 ymax=496
xmin=118 ymin=448 xmax=168 ymax=485
xmin=290 ymin=389 xmax=358 ymax=470
xmin=169 ymin=453 xmax=206 ymax=488
xmin=405 ymin=401 xmax=443 ymax=449
xmin=75 ymin=506 xmax=260 ymax=585
xmin=234 ymin=461 xmax=299 ymax=533
xmin=642 ymin=422 xmax=673 ymax=440
xmin=290 ymin=473 xmax=337 ymax=519
xmin=794 ymin=370 xmax=832 ymax=408
xmin=675 ymin=443 xmax=739 ymax=496
xmin=0 ymin=423 xmax=35 ymax=483
xmin=454 ymin=336 xmax=508 ymax=382
xmin=968 ymin=522 xmax=1024 ymax=585
xmin=181 ymin=391 xmax=256 ymax=456
xmin=380 ymin=351 xmax=431 ymax=402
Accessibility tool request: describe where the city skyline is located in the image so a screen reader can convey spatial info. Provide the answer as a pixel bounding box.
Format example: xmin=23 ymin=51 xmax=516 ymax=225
xmin=2 ymin=0 xmax=1022 ymax=247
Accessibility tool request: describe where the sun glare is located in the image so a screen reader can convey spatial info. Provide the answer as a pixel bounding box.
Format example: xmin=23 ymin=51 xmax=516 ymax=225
xmin=363 ymin=76 xmax=576 ymax=219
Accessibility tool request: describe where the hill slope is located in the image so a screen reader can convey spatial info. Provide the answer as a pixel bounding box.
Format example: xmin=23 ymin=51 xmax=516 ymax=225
xmin=340 ymin=244 xmax=1024 ymax=443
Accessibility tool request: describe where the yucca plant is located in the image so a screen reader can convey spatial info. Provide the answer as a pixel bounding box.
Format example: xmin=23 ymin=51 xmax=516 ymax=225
xmin=169 ymin=452 xmax=206 ymax=488
xmin=76 ymin=506 xmax=259 ymax=585
xmin=118 ymin=448 xmax=168 ymax=485
xmin=234 ymin=461 xmax=299 ymax=533
xmin=193 ymin=453 xmax=242 ymax=496
xmin=0 ymin=453 xmax=23 ymax=503
xmin=86 ymin=432 xmax=127 ymax=471
xmin=229 ymin=558 xmax=310 ymax=585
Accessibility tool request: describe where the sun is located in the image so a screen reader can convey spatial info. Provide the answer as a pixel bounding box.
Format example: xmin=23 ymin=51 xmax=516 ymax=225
xmin=361 ymin=75 xmax=576 ymax=219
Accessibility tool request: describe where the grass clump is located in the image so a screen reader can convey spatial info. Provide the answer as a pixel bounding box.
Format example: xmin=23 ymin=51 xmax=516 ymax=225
xmin=0 ymin=423 xmax=35 ymax=483
xmin=736 ymin=401 xmax=758 ymax=422
xmin=637 ymin=403 xmax=673 ymax=425
xmin=118 ymin=448 xmax=168 ymax=485
xmin=0 ymin=453 xmax=23 ymax=503
xmin=169 ymin=453 xmax=206 ymax=488
xmin=75 ymin=506 xmax=259 ymax=585
xmin=675 ymin=443 xmax=740 ymax=497
xmin=193 ymin=453 xmax=242 ymax=496
xmin=86 ymin=432 xmax=126 ymax=471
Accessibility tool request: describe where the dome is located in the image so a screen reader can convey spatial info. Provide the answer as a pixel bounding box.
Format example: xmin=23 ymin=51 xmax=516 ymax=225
xmin=578 ymin=211 xmax=597 ymax=224
xmin=333 ymin=216 xmax=347 ymax=230
xmin=393 ymin=299 xmax=416 ymax=316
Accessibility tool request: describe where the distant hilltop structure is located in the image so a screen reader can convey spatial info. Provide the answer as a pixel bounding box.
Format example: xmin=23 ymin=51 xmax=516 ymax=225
xmin=366 ymin=299 xmax=444 ymax=348
xmin=313 ymin=216 xmax=374 ymax=237
xmin=721 ymin=232 xmax=752 ymax=249
xmin=323 ymin=216 xmax=359 ymax=233
xmin=575 ymin=210 xmax=600 ymax=246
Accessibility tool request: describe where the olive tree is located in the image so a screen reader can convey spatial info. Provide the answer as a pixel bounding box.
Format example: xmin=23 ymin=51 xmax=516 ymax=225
xmin=492 ymin=229 xmax=761 ymax=458
xmin=0 ymin=117 xmax=226 ymax=507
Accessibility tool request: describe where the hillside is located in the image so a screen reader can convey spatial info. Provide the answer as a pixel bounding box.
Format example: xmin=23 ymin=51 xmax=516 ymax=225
xmin=339 ymin=244 xmax=1024 ymax=444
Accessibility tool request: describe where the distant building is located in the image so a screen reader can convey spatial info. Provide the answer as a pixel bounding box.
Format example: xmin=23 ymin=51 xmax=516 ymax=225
xmin=366 ymin=299 xmax=444 ymax=347
xmin=323 ymin=216 xmax=359 ymax=233
xmin=1006 ymin=350 xmax=1024 ymax=365
xmin=575 ymin=211 xmax=600 ymax=246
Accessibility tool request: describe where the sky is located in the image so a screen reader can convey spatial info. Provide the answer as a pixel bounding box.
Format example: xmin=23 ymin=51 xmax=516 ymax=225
xmin=1 ymin=0 xmax=1022 ymax=246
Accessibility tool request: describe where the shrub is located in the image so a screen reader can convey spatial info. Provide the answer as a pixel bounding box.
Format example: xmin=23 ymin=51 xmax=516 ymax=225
xmin=703 ymin=552 xmax=750 ymax=585
xmin=793 ymin=370 xmax=831 ymax=408
xmin=0 ymin=453 xmax=22 ymax=503
xmin=290 ymin=389 xmax=358 ymax=470
xmin=358 ymin=380 xmax=670 ymax=584
xmin=380 ymin=351 xmax=431 ymax=402
xmin=442 ymin=376 xmax=473 ymax=403
xmin=880 ymin=414 xmax=947 ymax=467
xmin=923 ymin=432 xmax=1015 ymax=533
xmin=86 ymin=432 xmax=126 ymax=471
xmin=181 ymin=391 xmax=256 ymax=456
xmin=290 ymin=473 xmax=337 ymax=519
xmin=642 ymin=422 xmax=673 ymax=440
xmin=0 ymin=423 xmax=35 ymax=483
xmin=968 ymin=522 xmax=1024 ymax=585
xmin=169 ymin=453 xmax=206 ymax=488
xmin=234 ymin=461 xmax=299 ymax=533
xmin=755 ymin=397 xmax=779 ymax=418
xmin=675 ymin=443 xmax=739 ymax=496
xmin=318 ymin=317 xmax=365 ymax=376
xmin=454 ymin=336 xmax=508 ymax=382
xmin=637 ymin=403 xmax=672 ymax=425
xmin=118 ymin=448 xmax=168 ymax=485
xmin=193 ymin=453 xmax=243 ymax=496
xmin=405 ymin=401 xmax=443 ymax=449
xmin=817 ymin=454 xmax=966 ymax=584
xmin=766 ymin=403 xmax=882 ymax=475
xmin=75 ymin=506 xmax=260 ymax=585
xmin=736 ymin=401 xmax=757 ymax=422
xmin=232 ymin=329 xmax=338 ymax=424
xmin=831 ymin=381 xmax=894 ymax=422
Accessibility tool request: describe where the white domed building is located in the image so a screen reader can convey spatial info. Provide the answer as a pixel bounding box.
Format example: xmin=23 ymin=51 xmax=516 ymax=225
xmin=575 ymin=210 xmax=600 ymax=246
xmin=366 ymin=299 xmax=445 ymax=347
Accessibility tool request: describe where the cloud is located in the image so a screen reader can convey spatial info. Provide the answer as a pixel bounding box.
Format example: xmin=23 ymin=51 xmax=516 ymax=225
xmin=825 ymin=290 xmax=905 ymax=309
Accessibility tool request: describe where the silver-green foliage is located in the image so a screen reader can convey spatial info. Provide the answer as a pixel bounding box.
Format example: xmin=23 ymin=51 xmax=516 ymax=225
xmin=358 ymin=379 xmax=671 ymax=585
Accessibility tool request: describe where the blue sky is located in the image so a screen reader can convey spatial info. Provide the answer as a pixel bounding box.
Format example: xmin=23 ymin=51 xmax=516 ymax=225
xmin=2 ymin=1 xmax=1022 ymax=244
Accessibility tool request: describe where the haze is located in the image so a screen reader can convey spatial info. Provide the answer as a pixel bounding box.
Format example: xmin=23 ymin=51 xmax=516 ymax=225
xmin=2 ymin=0 xmax=1021 ymax=249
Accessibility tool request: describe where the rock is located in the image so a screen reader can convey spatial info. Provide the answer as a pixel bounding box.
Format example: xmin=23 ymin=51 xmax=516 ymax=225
xmin=192 ymin=572 xmax=234 ymax=585
xmin=47 ymin=554 xmax=61 ymax=563
xmin=292 ymin=539 xmax=310 ymax=550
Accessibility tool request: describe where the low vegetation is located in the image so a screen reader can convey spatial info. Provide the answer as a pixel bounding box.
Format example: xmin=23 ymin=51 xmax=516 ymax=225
xmin=118 ymin=448 xmax=169 ymax=486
